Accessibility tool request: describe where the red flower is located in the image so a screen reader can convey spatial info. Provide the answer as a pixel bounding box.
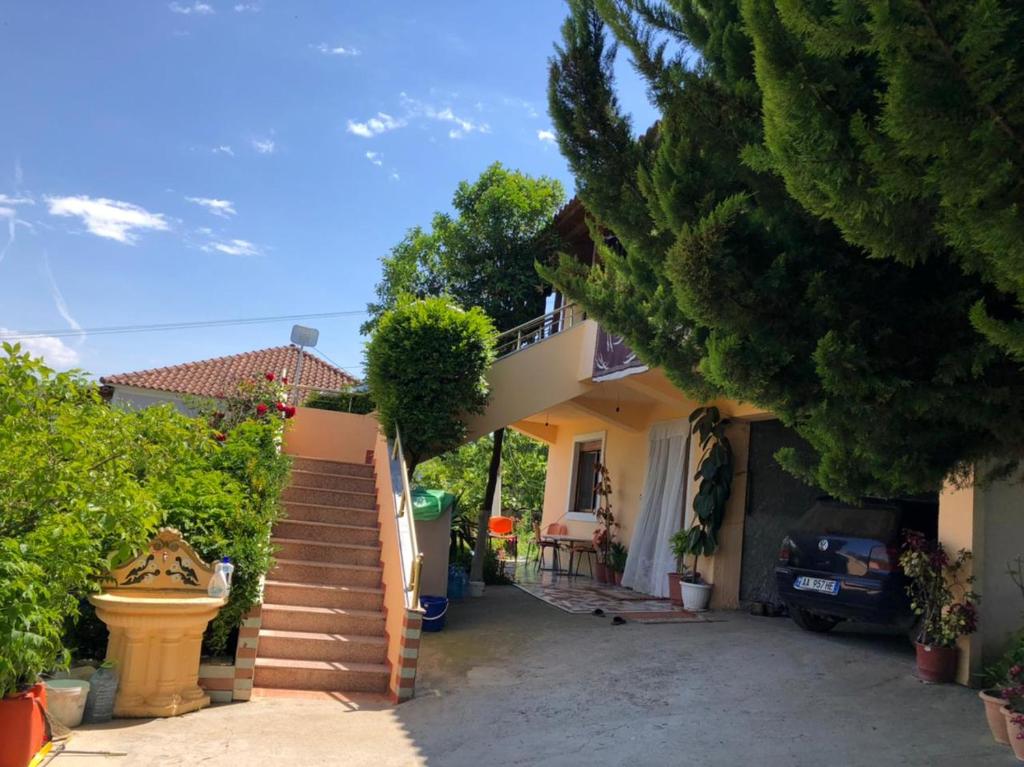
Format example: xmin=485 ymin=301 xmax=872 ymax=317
xmin=256 ymin=403 xmax=268 ymax=416
xmin=265 ymin=372 xmax=275 ymax=382
xmin=275 ymin=401 xmax=286 ymax=411
xmin=282 ymin=376 xmax=289 ymax=384
xmin=284 ymin=405 xmax=296 ymax=419
xmin=215 ymin=432 xmax=227 ymax=442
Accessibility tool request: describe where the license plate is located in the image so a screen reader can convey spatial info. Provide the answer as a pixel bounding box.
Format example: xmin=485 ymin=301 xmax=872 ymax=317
xmin=794 ymin=576 xmax=839 ymax=595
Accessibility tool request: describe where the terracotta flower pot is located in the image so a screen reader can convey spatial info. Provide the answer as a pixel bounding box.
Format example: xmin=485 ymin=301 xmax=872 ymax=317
xmin=0 ymin=683 xmax=48 ymax=767
xmin=1003 ymin=707 xmax=1024 ymax=762
xmin=914 ymin=642 xmax=957 ymax=684
xmin=667 ymin=572 xmax=683 ymax=606
xmin=980 ymin=689 xmax=1010 ymax=745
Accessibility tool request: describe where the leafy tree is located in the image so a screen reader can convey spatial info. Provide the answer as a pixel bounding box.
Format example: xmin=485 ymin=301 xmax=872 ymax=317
xmin=741 ymin=0 xmax=1024 ymax=359
xmin=365 ymin=162 xmax=563 ymax=581
xmin=363 ymin=161 xmax=565 ymax=334
xmin=543 ymin=0 xmax=1024 ymax=499
xmin=365 ymin=297 xmax=495 ymax=473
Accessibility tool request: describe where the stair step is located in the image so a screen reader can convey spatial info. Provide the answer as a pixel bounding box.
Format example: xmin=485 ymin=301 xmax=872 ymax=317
xmin=272 ymin=559 xmax=382 ymax=588
xmin=283 ymin=485 xmax=376 ymax=510
xmin=258 ymin=629 xmax=387 ymax=664
xmin=273 ymin=519 xmax=380 ymax=547
xmin=290 ymin=456 xmax=375 ymax=478
xmin=263 ymin=580 xmax=384 ymax=611
xmin=283 ymin=501 xmax=378 ymax=527
xmin=254 ymin=657 xmax=389 ymax=693
xmin=272 ymin=538 xmax=381 ymax=567
xmin=261 ymin=603 xmax=385 ymax=635
xmin=289 ymin=469 xmax=376 ymax=494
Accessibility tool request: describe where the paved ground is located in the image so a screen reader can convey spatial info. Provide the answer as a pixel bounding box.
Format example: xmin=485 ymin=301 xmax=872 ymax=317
xmin=57 ymin=586 xmax=1007 ymax=767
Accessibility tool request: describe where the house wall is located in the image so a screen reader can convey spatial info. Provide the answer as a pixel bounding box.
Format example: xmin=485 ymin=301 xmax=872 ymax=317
xmin=109 ymin=385 xmax=193 ymax=414
xmin=283 ymin=406 xmax=380 ymax=464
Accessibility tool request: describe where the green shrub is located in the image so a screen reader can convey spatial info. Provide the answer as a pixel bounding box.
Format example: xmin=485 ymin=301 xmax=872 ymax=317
xmin=304 ymin=388 xmax=375 ymax=415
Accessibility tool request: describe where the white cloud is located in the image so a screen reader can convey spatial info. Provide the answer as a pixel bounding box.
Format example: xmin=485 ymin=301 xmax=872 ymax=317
xmin=0 ymin=207 xmax=13 ymax=218
xmin=251 ymin=138 xmax=276 ymax=154
xmin=186 ymin=196 xmax=236 ymax=217
xmin=365 ymin=151 xmax=383 ymax=167
xmin=0 ymin=195 xmax=33 ymax=265
xmin=504 ymin=97 xmax=540 ymax=118
xmin=313 ymin=42 xmax=360 ymax=56
xmin=202 ymin=238 xmax=261 ymax=257
xmin=0 ymin=193 xmax=33 ymax=206
xmin=346 ymin=113 xmax=403 ymax=138
xmin=169 ymin=2 xmax=214 ymax=15
xmin=212 ymin=145 xmax=235 ymax=156
xmin=46 ymin=195 xmax=169 ymax=244
xmin=399 ymin=94 xmax=489 ymax=139
xmin=234 ymin=3 xmax=259 ymax=10
xmin=0 ymin=328 xmax=80 ymax=368
xmin=389 ymin=171 xmax=400 ymax=182
xmin=537 ymin=129 xmax=557 ymax=144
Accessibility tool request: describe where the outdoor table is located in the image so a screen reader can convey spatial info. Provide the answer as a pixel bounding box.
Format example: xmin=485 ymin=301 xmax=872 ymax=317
xmin=539 ymin=534 xmax=593 ymax=574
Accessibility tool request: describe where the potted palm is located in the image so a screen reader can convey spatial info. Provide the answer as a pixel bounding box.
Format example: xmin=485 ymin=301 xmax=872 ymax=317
xmin=899 ymin=530 xmax=978 ymax=684
xmin=668 ymin=407 xmax=733 ymax=611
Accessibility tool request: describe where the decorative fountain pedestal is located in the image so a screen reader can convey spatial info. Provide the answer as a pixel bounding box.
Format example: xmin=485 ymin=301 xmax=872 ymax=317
xmin=89 ymin=528 xmax=226 ymax=718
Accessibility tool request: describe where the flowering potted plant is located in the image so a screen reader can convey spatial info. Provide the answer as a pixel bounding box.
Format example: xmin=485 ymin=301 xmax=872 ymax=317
xmin=899 ymin=530 xmax=978 ymax=684
xmin=1002 ymin=664 xmax=1024 ymax=760
xmin=592 ymin=463 xmax=618 ymax=584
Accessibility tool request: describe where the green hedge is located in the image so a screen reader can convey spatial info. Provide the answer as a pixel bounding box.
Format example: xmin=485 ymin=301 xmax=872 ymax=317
xmin=0 ymin=345 xmax=291 ymax=694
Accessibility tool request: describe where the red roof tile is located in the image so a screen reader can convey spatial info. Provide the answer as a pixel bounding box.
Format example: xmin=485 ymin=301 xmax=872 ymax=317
xmin=100 ymin=345 xmax=357 ymax=398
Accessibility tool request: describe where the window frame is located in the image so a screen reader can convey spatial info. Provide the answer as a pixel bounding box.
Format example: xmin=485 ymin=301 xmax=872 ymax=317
xmin=564 ymin=430 xmax=607 ymax=522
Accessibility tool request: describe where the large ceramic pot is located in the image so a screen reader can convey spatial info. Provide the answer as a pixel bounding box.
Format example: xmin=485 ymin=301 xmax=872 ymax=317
xmin=667 ymin=572 xmax=683 ymax=606
xmin=1003 ymin=707 xmax=1024 ymax=762
xmin=979 ymin=689 xmax=1010 ymax=745
xmin=0 ymin=683 xmax=48 ymax=767
xmin=914 ymin=643 xmax=957 ymax=684
xmin=681 ymin=581 xmax=712 ymax=612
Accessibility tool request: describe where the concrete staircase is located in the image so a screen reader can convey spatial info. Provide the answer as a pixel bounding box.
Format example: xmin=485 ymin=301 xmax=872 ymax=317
xmin=254 ymin=456 xmax=390 ymax=694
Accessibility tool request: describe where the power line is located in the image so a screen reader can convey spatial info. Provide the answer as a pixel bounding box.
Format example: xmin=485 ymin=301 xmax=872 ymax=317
xmin=0 ymin=310 xmax=367 ymax=341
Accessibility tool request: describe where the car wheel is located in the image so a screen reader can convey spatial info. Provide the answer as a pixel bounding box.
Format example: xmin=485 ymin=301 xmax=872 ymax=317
xmin=789 ymin=606 xmax=840 ymax=633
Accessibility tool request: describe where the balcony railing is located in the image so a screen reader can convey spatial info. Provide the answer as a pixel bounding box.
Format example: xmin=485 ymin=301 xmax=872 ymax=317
xmin=494 ymin=303 xmax=585 ymax=359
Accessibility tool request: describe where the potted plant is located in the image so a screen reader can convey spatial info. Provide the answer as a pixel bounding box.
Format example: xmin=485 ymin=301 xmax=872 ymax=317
xmin=669 ymin=407 xmax=733 ymax=611
xmin=899 ymin=530 xmax=978 ymax=684
xmin=1002 ymin=664 xmax=1024 ymax=760
xmin=608 ymin=542 xmax=628 ymax=586
xmin=593 ymin=463 xmax=618 ymax=584
xmin=668 ymin=530 xmax=688 ymax=606
xmin=982 ymin=559 xmax=1024 ymax=744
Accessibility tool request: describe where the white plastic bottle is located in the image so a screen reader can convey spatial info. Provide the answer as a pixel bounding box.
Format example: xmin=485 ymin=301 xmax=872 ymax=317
xmin=220 ymin=557 xmax=235 ymax=590
xmin=208 ymin=559 xmax=231 ymax=598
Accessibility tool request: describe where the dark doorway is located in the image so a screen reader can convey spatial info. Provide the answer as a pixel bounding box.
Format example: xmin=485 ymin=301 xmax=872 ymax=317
xmin=740 ymin=420 xmax=824 ymax=607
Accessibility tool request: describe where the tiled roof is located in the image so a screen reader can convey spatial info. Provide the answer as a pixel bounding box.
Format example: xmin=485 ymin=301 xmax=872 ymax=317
xmin=100 ymin=345 xmax=357 ymax=397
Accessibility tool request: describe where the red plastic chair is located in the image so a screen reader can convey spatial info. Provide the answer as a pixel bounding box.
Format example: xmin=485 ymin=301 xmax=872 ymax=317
xmin=488 ymin=515 xmax=518 ymax=561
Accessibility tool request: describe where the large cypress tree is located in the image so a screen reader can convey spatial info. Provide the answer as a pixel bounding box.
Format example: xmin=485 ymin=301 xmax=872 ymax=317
xmin=741 ymin=0 xmax=1024 ymax=359
xmin=543 ymin=0 xmax=1024 ymax=499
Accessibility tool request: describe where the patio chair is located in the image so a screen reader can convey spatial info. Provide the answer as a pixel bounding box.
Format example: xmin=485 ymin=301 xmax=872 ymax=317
xmin=536 ymin=522 xmax=568 ymax=571
xmin=488 ymin=515 xmax=518 ymax=562
xmin=570 ymin=539 xmax=596 ymax=578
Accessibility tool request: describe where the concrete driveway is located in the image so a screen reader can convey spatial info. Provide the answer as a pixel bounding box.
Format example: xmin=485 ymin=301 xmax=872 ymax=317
xmin=59 ymin=586 xmax=1007 ymax=766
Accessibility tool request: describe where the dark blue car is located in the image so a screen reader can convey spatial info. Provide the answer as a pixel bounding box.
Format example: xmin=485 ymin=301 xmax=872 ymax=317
xmin=775 ymin=498 xmax=938 ymax=634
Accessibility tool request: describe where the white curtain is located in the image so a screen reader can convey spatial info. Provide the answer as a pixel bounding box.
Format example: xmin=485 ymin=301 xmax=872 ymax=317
xmin=622 ymin=419 xmax=690 ymax=597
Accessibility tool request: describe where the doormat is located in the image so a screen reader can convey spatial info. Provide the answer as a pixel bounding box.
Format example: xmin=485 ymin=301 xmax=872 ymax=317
xmin=513 ymin=579 xmax=678 ymax=614
xmin=594 ymin=589 xmax=657 ymax=602
xmin=612 ymin=609 xmax=708 ymax=624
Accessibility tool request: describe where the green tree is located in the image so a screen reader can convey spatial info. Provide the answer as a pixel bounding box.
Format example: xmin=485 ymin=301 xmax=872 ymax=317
xmin=365 ymin=297 xmax=495 ymax=473
xmin=741 ymin=0 xmax=1024 ymax=359
xmin=365 ymin=162 xmax=563 ymax=582
xmin=543 ymin=0 xmax=1024 ymax=499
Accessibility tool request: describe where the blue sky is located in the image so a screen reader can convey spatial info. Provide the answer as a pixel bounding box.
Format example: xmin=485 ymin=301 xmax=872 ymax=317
xmin=0 ymin=1 xmax=655 ymax=380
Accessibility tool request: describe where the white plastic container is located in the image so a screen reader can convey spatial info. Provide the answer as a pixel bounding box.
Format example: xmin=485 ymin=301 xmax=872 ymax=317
xmin=208 ymin=559 xmax=232 ymax=598
xmin=45 ymin=679 xmax=91 ymax=728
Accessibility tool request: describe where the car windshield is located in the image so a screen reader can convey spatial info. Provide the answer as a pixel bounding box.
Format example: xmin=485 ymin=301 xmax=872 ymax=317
xmin=795 ymin=504 xmax=899 ymax=541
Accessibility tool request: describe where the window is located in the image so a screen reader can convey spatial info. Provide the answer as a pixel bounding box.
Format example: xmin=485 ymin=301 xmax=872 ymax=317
xmin=565 ymin=432 xmax=606 ymax=521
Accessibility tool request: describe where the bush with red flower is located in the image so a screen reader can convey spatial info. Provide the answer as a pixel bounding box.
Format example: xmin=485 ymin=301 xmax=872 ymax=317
xmin=899 ymin=530 xmax=978 ymax=647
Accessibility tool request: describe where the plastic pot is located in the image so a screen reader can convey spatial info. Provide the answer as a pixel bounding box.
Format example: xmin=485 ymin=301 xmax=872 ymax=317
xmin=45 ymin=679 xmax=90 ymax=728
xmin=0 ymin=683 xmax=48 ymax=767
xmin=979 ymin=689 xmax=1010 ymax=745
xmin=681 ymin=581 xmax=712 ymax=612
xmin=1003 ymin=707 xmax=1024 ymax=762
xmin=914 ymin=643 xmax=957 ymax=684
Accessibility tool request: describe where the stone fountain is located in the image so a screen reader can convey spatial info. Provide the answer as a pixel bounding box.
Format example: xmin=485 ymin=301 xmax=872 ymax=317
xmin=89 ymin=528 xmax=226 ymax=718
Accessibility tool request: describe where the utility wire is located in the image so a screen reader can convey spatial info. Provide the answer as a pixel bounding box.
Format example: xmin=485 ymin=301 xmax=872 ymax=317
xmin=0 ymin=310 xmax=367 ymax=341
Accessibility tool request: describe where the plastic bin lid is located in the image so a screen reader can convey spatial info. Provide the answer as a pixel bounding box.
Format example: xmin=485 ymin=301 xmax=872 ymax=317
xmin=411 ymin=488 xmax=455 ymax=521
